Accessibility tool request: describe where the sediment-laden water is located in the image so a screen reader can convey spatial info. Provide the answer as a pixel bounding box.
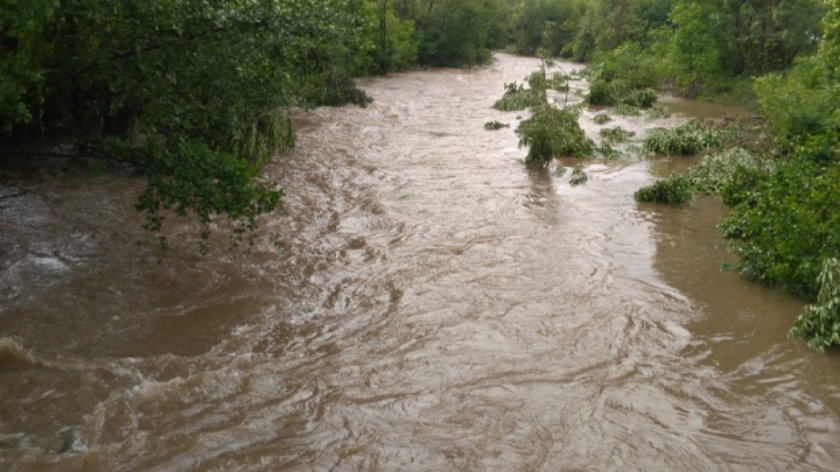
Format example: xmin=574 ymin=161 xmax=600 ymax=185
xmin=1 ymin=54 xmax=838 ymax=471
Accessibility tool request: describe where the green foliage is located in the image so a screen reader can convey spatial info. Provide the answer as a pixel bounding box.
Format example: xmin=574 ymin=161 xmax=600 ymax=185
xmin=668 ymin=0 xmax=825 ymax=92
xmin=547 ymin=72 xmax=570 ymax=91
xmin=586 ymin=41 xmax=666 ymax=106
xmin=635 ymin=173 xmax=693 ymax=205
xmin=493 ymin=82 xmax=544 ymax=111
xmin=685 ymin=148 xmax=763 ymax=195
xmin=407 ymin=0 xmax=509 ymax=66
xmin=789 ymin=258 xmax=840 ymax=352
xmin=572 ymin=0 xmax=675 ymax=61
xmin=720 ymin=158 xmax=840 ymax=298
xmin=823 ymin=0 xmax=840 ymax=78
xmin=567 ymin=0 xmax=824 ymax=98
xmin=647 ymin=106 xmax=671 ymax=119
xmin=644 ymin=120 xmax=728 ymax=155
xmin=593 ymin=113 xmax=611 ymax=124
xmin=354 ymin=1 xmax=418 ymax=74
xmin=614 ymin=103 xmax=641 ymax=116
xmin=597 ymin=42 xmax=665 ymax=89
xmin=1 ymin=0 xmax=370 ymax=240
xmin=587 ymin=80 xmax=619 ymax=106
xmin=622 ymin=88 xmax=657 ymax=108
xmin=635 ymin=148 xmax=764 ymax=206
xmin=517 ymin=104 xmax=595 ymax=167
xmin=599 ymin=127 xmax=635 ymax=144
xmin=0 ymin=0 xmax=53 ymax=131
xmin=754 ymin=56 xmax=839 ymax=148
xmin=485 ymin=121 xmax=509 ymax=130
xmin=511 ymin=0 xmax=586 ymax=57
xmin=569 ymin=167 xmax=588 ymax=185
xmin=597 ymin=142 xmax=621 ymax=160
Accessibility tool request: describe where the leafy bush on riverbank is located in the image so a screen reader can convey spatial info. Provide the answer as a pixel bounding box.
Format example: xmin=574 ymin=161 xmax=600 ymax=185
xmin=644 ymin=120 xmax=729 ymax=155
xmin=623 ymin=89 xmax=658 ymax=108
xmin=789 ymin=258 xmax=840 ymax=353
xmin=585 ymin=43 xmax=663 ymax=107
xmin=647 ymin=107 xmax=672 ymax=120
xmin=635 ymin=174 xmax=694 ymax=206
xmin=635 ymin=148 xmax=762 ymax=205
xmin=720 ymin=158 xmax=840 ymax=299
xmin=615 ymin=104 xmax=641 ymax=117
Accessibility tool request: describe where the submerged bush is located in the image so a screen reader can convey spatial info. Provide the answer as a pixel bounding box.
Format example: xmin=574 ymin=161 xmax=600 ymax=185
xmin=647 ymin=106 xmax=672 ymax=119
xmin=493 ymin=82 xmax=544 ymax=111
xmin=635 ymin=174 xmax=694 ymax=205
xmin=615 ymin=103 xmax=641 ymax=116
xmin=789 ymin=258 xmax=840 ymax=352
xmin=686 ymin=148 xmax=763 ymax=195
xmin=622 ymin=88 xmax=658 ymax=108
xmin=644 ymin=120 xmax=727 ymax=155
xmin=485 ymin=121 xmax=509 ymax=130
xmin=635 ymin=148 xmax=763 ymax=206
xmin=599 ymin=127 xmax=635 ymax=144
xmin=547 ymin=72 xmax=570 ymax=91
xmin=569 ymin=168 xmax=589 ymax=185
xmin=593 ymin=113 xmax=611 ymax=124
xmin=517 ymin=104 xmax=595 ymax=168
xmin=598 ymin=143 xmax=621 ymax=160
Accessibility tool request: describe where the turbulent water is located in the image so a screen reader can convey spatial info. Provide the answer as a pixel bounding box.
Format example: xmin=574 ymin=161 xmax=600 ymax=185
xmin=1 ymin=54 xmax=839 ymax=471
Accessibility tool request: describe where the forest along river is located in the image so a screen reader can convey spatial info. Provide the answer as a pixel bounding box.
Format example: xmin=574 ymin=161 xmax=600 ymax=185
xmin=2 ymin=54 xmax=840 ymax=471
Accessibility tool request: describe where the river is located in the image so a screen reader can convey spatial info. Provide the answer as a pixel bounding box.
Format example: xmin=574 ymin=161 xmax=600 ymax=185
xmin=1 ymin=54 xmax=839 ymax=471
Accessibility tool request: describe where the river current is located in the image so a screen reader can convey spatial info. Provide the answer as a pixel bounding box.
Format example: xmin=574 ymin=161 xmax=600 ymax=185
xmin=1 ymin=54 xmax=839 ymax=471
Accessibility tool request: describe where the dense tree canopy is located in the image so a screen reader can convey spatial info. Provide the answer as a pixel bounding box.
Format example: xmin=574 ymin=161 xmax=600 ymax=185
xmin=2 ymin=0 xmax=373 ymax=238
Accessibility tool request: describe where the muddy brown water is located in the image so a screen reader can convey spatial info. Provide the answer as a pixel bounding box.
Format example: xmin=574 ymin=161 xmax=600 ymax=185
xmin=1 ymin=54 xmax=839 ymax=471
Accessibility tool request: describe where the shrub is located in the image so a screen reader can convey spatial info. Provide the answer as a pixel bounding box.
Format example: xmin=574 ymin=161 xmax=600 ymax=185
xmin=622 ymin=88 xmax=658 ymax=108
xmin=493 ymin=82 xmax=543 ymax=111
xmin=634 ymin=148 xmax=765 ymax=206
xmin=596 ymin=42 xmax=666 ymax=91
xmin=634 ymin=174 xmax=694 ymax=206
xmin=569 ymin=168 xmax=589 ymax=185
xmin=720 ymin=158 xmax=840 ymax=298
xmin=755 ymin=56 xmax=840 ymax=149
xmin=598 ymin=143 xmax=621 ymax=160
xmin=547 ymin=72 xmax=569 ymax=91
xmin=593 ymin=113 xmax=611 ymax=124
xmin=615 ymin=103 xmax=641 ymax=116
xmin=644 ymin=120 xmax=727 ymax=155
xmin=647 ymin=106 xmax=672 ymax=119
xmin=686 ymin=148 xmax=763 ymax=195
xmin=599 ymin=126 xmax=635 ymax=144
xmin=517 ymin=104 xmax=595 ymax=168
xmin=789 ymin=258 xmax=840 ymax=352
xmin=587 ymin=79 xmax=618 ymax=105
xmin=485 ymin=121 xmax=509 ymax=130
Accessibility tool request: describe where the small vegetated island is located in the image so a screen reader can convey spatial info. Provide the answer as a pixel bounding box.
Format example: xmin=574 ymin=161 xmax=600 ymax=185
xmin=2 ymin=0 xmax=838 ymax=350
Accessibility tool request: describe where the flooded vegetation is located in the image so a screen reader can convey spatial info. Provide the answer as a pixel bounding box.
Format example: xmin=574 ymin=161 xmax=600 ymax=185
xmin=2 ymin=54 xmax=840 ymax=471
